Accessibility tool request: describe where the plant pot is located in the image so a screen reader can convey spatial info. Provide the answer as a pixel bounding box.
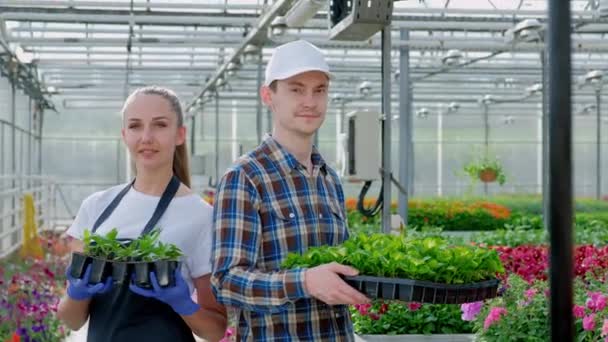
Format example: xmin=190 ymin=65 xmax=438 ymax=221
xmin=88 ymin=257 xmax=112 ymax=284
xmin=133 ymin=260 xmax=179 ymax=289
xmin=133 ymin=262 xmax=153 ymax=289
xmin=69 ymin=252 xmax=90 ymax=279
xmin=344 ymin=275 xmax=500 ymax=304
xmin=478 ymin=169 xmax=497 ymax=183
xmin=153 ymin=260 xmax=179 ymax=288
xmin=355 ymin=334 xmax=475 ymax=342
xmin=111 ymin=261 xmax=130 ymax=285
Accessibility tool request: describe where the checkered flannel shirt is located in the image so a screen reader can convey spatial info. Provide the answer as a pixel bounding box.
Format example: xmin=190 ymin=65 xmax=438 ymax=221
xmin=211 ymin=134 xmax=354 ymax=341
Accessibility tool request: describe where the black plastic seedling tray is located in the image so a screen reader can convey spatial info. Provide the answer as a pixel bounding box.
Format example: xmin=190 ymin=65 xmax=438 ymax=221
xmin=69 ymin=252 xmax=178 ymax=288
xmin=344 ymin=275 xmax=500 ymax=304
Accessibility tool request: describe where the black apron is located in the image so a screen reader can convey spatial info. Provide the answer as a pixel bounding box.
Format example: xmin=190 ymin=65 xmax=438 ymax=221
xmin=87 ymin=175 xmax=195 ymax=342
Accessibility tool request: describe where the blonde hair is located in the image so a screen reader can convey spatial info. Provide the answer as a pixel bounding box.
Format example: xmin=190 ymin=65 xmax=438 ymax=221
xmin=122 ymin=86 xmax=191 ymax=188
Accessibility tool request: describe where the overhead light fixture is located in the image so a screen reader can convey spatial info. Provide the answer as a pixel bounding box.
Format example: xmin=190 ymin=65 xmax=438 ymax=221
xmin=331 ymin=93 xmax=345 ymax=103
xmin=226 ymin=61 xmax=241 ymax=77
xmin=514 ymin=19 xmax=542 ymax=34
xmin=416 ymin=107 xmax=430 ymax=119
xmin=479 ymin=94 xmax=496 ymax=106
xmin=215 ymin=76 xmax=227 ymax=88
xmin=270 ymin=16 xmax=289 ymax=37
xmin=505 ymin=19 xmax=543 ymax=44
xmin=243 ymin=44 xmax=260 ymax=64
xmin=14 ymin=45 xmax=34 ymax=64
xmin=525 ymin=83 xmax=543 ymax=96
xmin=441 ymin=49 xmax=463 ymax=66
xmin=45 ymin=86 xmax=59 ymax=94
xmin=584 ymin=70 xmax=604 ymax=90
xmin=358 ymin=81 xmax=372 ymax=97
xmin=447 ymin=102 xmax=460 ymax=113
xmin=284 ymin=0 xmax=325 ymax=28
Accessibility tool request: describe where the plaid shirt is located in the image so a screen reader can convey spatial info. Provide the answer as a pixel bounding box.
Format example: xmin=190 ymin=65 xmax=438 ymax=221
xmin=211 ymin=135 xmax=353 ymax=341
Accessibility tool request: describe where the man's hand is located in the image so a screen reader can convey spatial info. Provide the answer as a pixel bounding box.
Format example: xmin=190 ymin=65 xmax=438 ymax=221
xmin=304 ymin=262 xmax=370 ymax=305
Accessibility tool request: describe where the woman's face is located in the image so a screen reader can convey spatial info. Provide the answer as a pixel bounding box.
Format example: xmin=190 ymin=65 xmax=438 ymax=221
xmin=121 ymin=94 xmax=186 ymax=173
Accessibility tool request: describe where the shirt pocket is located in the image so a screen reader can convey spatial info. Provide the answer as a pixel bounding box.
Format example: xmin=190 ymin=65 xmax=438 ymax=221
xmin=258 ymin=201 xmax=305 ymax=268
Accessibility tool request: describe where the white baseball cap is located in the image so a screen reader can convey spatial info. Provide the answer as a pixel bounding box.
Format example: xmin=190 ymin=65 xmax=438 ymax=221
xmin=264 ymin=39 xmax=332 ymax=86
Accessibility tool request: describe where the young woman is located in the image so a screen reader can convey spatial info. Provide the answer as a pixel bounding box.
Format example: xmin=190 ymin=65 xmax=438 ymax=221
xmin=56 ymin=86 xmax=227 ymax=342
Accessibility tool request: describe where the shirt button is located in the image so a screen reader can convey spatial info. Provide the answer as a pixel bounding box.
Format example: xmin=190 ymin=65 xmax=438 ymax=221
xmin=319 ymin=214 xmax=323 ymax=218
xmin=289 ymin=213 xmax=295 ymax=218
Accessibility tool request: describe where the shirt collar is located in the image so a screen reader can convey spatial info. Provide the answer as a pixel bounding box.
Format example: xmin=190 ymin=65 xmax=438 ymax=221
xmin=261 ymin=134 xmax=327 ymax=175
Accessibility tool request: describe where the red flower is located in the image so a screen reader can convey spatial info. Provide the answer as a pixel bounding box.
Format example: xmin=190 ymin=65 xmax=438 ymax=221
xmin=408 ymin=302 xmax=422 ymax=311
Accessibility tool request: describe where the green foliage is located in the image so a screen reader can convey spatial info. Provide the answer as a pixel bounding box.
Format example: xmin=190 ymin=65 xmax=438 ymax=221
xmin=348 ymin=201 xmax=511 ymax=232
xmin=462 ymin=155 xmax=507 ymax=186
xmin=282 ymin=234 xmax=504 ymax=284
xmin=82 ymin=228 xmax=183 ymax=261
xmin=471 ymin=219 xmax=608 ymax=247
xmin=351 ymin=302 xmax=473 ymax=335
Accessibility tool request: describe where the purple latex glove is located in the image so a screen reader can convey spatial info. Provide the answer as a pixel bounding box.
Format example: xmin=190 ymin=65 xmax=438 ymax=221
xmin=129 ymin=270 xmax=199 ymax=316
xmin=65 ymin=265 xmax=113 ymax=301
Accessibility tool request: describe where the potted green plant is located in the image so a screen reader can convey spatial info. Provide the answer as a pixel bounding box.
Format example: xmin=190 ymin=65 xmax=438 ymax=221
xmin=463 ymin=155 xmax=506 ymax=186
xmin=282 ymin=234 xmax=504 ymax=304
xmin=131 ymin=230 xmax=183 ymax=289
xmin=68 ymin=228 xmax=183 ymax=288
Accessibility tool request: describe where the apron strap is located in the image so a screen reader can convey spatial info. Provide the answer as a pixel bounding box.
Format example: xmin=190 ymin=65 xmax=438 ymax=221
xmin=91 ymin=175 xmax=181 ymax=236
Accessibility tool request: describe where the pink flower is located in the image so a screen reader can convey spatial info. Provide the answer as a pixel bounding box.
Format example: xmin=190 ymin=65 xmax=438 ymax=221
xmin=408 ymin=302 xmax=422 ymax=311
xmin=524 ymin=288 xmax=537 ymax=300
xmin=586 ymin=292 xmax=607 ymax=312
xmin=601 ymin=319 xmax=608 ymax=337
xmin=461 ymin=302 xmax=483 ymax=321
xmin=354 ymin=303 xmax=371 ymax=315
xmin=583 ymin=314 xmax=596 ymax=331
xmin=573 ymin=305 xmax=586 ymax=319
xmin=368 ymin=313 xmax=380 ymax=320
xmin=483 ymin=307 xmax=507 ymax=330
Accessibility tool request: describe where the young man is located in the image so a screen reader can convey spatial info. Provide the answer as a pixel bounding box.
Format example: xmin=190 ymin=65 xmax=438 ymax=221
xmin=211 ymin=39 xmax=369 ymax=341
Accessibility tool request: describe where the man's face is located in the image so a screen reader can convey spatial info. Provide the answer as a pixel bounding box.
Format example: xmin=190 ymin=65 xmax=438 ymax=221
xmin=261 ymin=70 xmax=329 ymax=139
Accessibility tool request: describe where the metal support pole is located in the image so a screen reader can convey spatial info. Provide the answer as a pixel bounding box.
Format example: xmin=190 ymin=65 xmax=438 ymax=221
xmin=596 ymin=89 xmax=602 ymax=200
xmin=547 ymin=0 xmax=574 ymax=340
xmin=38 ymin=111 xmax=43 ymax=175
xmin=215 ymin=92 xmax=220 ymax=185
xmin=541 ymin=50 xmax=549 ymax=229
xmin=483 ymin=103 xmax=489 ymax=195
xmin=28 ymin=97 xmax=32 ymax=176
xmin=116 ymin=139 xmax=121 ymax=184
xmin=190 ymin=114 xmax=196 ymax=156
xmin=1 ymin=124 xmax=4 ymax=174
xmin=381 ymin=26 xmax=392 ymax=234
xmin=10 ymin=78 xmax=16 ymax=237
xmin=256 ymin=51 xmax=263 ymax=144
xmin=398 ymin=28 xmax=411 ymax=226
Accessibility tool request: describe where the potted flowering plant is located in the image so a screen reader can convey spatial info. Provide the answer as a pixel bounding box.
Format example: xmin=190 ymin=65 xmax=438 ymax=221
xmin=351 ymin=301 xmax=474 ymax=341
xmin=462 ymin=275 xmax=608 ymax=341
xmin=463 ymin=155 xmax=506 ymax=186
xmin=0 ymin=255 xmax=69 ymax=342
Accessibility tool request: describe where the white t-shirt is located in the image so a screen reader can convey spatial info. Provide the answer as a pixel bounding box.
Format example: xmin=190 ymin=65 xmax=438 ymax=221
xmin=66 ymin=183 xmax=214 ymax=293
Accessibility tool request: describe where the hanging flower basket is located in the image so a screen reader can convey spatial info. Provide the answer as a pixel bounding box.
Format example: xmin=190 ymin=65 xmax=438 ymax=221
xmin=462 ymin=155 xmax=507 ymax=186
xmin=478 ymin=168 xmax=498 ymax=183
